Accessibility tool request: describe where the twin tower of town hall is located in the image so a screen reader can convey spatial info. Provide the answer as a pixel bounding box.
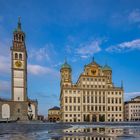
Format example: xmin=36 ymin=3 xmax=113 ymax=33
xmin=0 ymin=19 xmax=37 ymax=121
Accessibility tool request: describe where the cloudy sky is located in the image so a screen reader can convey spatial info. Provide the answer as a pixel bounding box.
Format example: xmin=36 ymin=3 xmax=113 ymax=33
xmin=0 ymin=0 xmax=140 ymax=116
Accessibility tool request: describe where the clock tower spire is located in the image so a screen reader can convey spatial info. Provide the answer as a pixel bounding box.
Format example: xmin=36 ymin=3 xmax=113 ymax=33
xmin=11 ymin=17 xmax=27 ymax=101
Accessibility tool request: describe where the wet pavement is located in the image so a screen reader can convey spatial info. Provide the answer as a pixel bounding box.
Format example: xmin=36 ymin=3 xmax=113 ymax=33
xmin=0 ymin=122 xmax=140 ymax=140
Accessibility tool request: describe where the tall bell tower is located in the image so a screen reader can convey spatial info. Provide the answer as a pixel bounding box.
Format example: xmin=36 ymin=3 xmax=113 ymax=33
xmin=11 ymin=17 xmax=27 ymax=101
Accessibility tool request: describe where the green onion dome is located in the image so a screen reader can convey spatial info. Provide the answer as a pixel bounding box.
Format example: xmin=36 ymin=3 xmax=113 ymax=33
xmin=102 ymin=64 xmax=112 ymax=71
xmin=61 ymin=61 xmax=71 ymax=70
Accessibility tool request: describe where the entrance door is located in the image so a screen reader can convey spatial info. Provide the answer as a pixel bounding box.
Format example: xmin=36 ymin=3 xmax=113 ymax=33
xmin=99 ymin=114 xmax=105 ymax=122
xmin=92 ymin=115 xmax=97 ymax=122
xmin=2 ymin=104 xmax=10 ymax=119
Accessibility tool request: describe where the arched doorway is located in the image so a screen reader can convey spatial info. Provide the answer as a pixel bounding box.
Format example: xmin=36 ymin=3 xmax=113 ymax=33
xmin=99 ymin=114 xmax=105 ymax=122
xmin=49 ymin=118 xmax=53 ymax=122
xmin=92 ymin=115 xmax=97 ymax=122
xmin=2 ymin=104 xmax=10 ymax=119
xmin=53 ymin=117 xmax=56 ymax=122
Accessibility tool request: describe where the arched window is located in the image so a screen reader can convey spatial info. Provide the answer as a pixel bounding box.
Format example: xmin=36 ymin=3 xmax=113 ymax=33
xmin=19 ymin=34 xmax=21 ymax=41
xmin=2 ymin=104 xmax=10 ymax=119
xmin=16 ymin=34 xmax=18 ymax=41
xmin=15 ymin=53 xmax=18 ymax=59
xmin=19 ymin=53 xmax=22 ymax=60
xmin=22 ymin=36 xmax=24 ymax=41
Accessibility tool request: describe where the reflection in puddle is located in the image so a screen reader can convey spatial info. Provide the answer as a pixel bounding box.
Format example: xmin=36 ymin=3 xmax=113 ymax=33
xmin=0 ymin=124 xmax=140 ymax=140
xmin=50 ymin=127 xmax=139 ymax=140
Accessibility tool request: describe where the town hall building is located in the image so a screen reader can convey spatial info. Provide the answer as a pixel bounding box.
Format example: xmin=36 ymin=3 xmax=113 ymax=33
xmin=0 ymin=18 xmax=38 ymax=121
xmin=60 ymin=59 xmax=124 ymax=122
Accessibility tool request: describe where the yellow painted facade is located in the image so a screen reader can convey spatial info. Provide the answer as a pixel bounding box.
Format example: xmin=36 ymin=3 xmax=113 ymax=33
xmin=60 ymin=59 xmax=124 ymax=122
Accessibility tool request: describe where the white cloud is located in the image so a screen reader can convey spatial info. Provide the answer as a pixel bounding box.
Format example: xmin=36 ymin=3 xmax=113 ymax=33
xmin=76 ymin=39 xmax=102 ymax=58
xmin=125 ymin=92 xmax=140 ymax=101
xmin=28 ymin=64 xmax=59 ymax=77
xmin=106 ymin=39 xmax=140 ymax=52
xmin=29 ymin=47 xmax=50 ymax=61
xmin=0 ymin=80 xmax=10 ymax=93
xmin=128 ymin=9 xmax=140 ymax=23
xmin=29 ymin=43 xmax=56 ymax=62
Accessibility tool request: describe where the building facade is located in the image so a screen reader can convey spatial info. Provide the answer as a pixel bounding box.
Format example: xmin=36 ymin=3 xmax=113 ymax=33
xmin=48 ymin=106 xmax=60 ymax=122
xmin=124 ymin=96 xmax=140 ymax=121
xmin=0 ymin=18 xmax=38 ymax=121
xmin=60 ymin=59 xmax=124 ymax=122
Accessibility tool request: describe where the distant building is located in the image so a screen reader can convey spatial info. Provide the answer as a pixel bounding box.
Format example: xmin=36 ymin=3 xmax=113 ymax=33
xmin=48 ymin=106 xmax=60 ymax=122
xmin=0 ymin=18 xmax=38 ymax=121
xmin=60 ymin=58 xmax=124 ymax=122
xmin=38 ymin=115 xmax=44 ymax=121
xmin=125 ymin=96 xmax=140 ymax=121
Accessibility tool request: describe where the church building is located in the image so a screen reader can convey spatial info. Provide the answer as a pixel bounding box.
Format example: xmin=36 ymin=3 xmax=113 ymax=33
xmin=0 ymin=18 xmax=38 ymax=121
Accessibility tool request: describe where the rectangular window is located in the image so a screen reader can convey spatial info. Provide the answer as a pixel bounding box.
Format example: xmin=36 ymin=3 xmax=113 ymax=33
xmin=103 ymin=96 xmax=105 ymax=103
xmin=119 ymin=106 xmax=121 ymax=111
xmin=83 ymin=105 xmax=85 ymax=111
xmin=99 ymin=97 xmax=101 ymax=103
xmin=108 ymin=98 xmax=110 ymax=104
xmin=69 ymin=106 xmax=72 ymax=111
xmin=112 ymin=98 xmax=114 ymax=104
xmin=119 ymin=98 xmax=121 ymax=104
xmin=95 ymin=106 xmax=97 ymax=111
xmin=74 ymin=106 xmax=76 ymax=111
xmin=95 ymin=97 xmax=97 ymax=103
xmin=83 ymin=96 xmax=85 ymax=103
xmin=65 ymin=97 xmax=68 ymax=103
xmin=116 ymin=98 xmax=118 ymax=104
xmin=87 ymin=96 xmax=90 ymax=103
xmin=78 ymin=97 xmax=80 ymax=103
xmin=69 ymin=97 xmax=72 ymax=103
xmin=91 ymin=96 xmax=93 ymax=103
xmin=108 ymin=106 xmax=110 ymax=111
xmin=65 ymin=106 xmax=68 ymax=111
xmin=74 ymin=97 xmax=76 ymax=103
xmin=78 ymin=106 xmax=80 ymax=111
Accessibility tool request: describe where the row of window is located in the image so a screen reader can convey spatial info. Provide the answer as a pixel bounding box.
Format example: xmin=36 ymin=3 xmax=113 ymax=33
xmin=108 ymin=98 xmax=122 ymax=104
xmin=65 ymin=114 xmax=80 ymax=117
xmin=63 ymin=136 xmax=112 ymax=140
xmin=131 ymin=110 xmax=140 ymax=112
xmin=64 ymin=113 xmax=122 ymax=118
xmin=64 ymin=90 xmax=122 ymax=96
xmin=108 ymin=114 xmax=122 ymax=117
xmin=64 ymin=97 xmax=122 ymax=104
xmin=14 ymin=34 xmax=24 ymax=41
xmin=64 ymin=105 xmax=122 ymax=112
xmin=108 ymin=119 xmax=122 ymax=122
xmin=130 ymin=105 xmax=140 ymax=108
xmin=108 ymin=106 xmax=122 ymax=111
xmin=82 ymin=84 xmax=106 ymax=88
xmin=83 ymin=105 xmax=106 ymax=112
xmin=65 ymin=106 xmax=81 ymax=111
xmin=14 ymin=53 xmax=23 ymax=60
xmin=65 ymin=97 xmax=80 ymax=103
xmin=131 ymin=113 xmax=140 ymax=116
xmin=83 ymin=96 xmax=106 ymax=104
xmin=83 ymin=77 xmax=106 ymax=82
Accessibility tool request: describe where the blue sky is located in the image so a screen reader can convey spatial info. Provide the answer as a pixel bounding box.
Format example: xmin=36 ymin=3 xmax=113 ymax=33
xmin=0 ymin=0 xmax=140 ymax=116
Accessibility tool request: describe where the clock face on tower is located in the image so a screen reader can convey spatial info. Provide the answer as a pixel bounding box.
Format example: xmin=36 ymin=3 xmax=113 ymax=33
xmin=15 ymin=60 xmax=22 ymax=68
